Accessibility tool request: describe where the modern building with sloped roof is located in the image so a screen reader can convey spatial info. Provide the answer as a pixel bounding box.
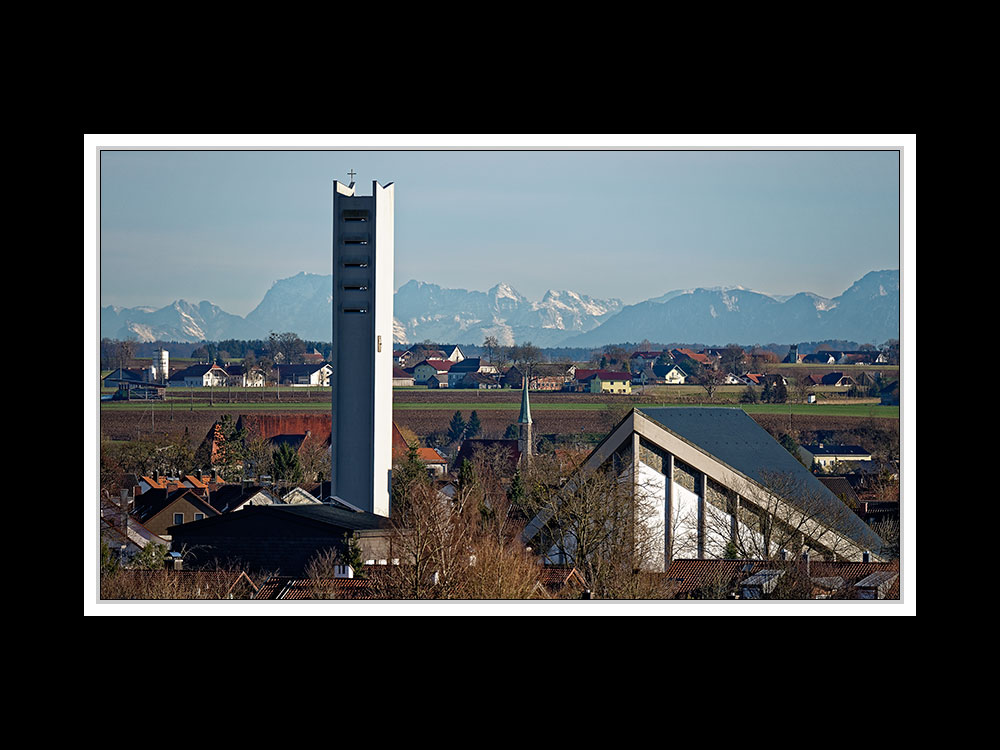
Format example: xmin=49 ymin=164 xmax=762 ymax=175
xmin=524 ymin=407 xmax=885 ymax=571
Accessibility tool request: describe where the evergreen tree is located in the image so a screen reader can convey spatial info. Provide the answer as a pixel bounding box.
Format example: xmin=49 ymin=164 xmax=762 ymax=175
xmin=447 ymin=411 xmax=467 ymax=443
xmin=466 ymin=411 xmax=482 ymax=439
xmin=504 ymin=423 xmax=520 ymax=440
xmin=342 ymin=532 xmax=366 ymax=577
xmin=773 ymin=378 xmax=788 ymax=404
xmin=391 ymin=442 xmax=431 ymax=518
xmin=272 ymin=442 xmax=303 ymax=484
xmin=761 ymin=378 xmax=775 ymax=403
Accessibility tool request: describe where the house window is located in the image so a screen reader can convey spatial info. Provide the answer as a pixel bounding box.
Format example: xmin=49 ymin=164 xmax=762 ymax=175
xmin=173 ymin=513 xmax=184 ymax=525
xmin=194 ymin=513 xmax=205 ymax=521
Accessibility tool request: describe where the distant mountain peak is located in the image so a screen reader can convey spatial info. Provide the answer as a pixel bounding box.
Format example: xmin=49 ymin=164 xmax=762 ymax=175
xmin=101 ymin=270 xmax=898 ymax=348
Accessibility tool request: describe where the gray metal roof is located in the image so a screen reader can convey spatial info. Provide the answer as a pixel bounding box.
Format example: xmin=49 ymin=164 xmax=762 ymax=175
xmin=635 ymin=407 xmax=885 ymax=554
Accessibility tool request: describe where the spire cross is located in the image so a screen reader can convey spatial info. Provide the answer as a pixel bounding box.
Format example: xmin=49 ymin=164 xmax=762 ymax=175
xmin=347 ymin=169 xmax=357 ymax=183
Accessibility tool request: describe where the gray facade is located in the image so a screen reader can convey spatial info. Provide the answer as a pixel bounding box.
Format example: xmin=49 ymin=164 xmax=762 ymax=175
xmin=331 ymin=181 xmax=394 ymax=517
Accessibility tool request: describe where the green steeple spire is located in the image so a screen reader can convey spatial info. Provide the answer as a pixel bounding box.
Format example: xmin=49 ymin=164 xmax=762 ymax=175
xmin=518 ymin=371 xmax=532 ymax=425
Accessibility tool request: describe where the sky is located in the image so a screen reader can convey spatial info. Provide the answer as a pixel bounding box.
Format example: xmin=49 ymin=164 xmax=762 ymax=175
xmin=94 ymin=137 xmax=906 ymax=318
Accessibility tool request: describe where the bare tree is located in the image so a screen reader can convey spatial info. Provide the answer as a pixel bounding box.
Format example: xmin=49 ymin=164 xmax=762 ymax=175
xmin=519 ymin=451 xmax=674 ymax=599
xmin=698 ymin=470 xmax=878 ymax=562
xmin=695 ymin=367 xmax=728 ymax=401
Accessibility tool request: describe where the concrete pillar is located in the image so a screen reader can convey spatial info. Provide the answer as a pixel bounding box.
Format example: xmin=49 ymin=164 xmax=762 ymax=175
xmin=665 ymin=453 xmax=674 ymax=564
xmin=697 ymin=471 xmax=706 ymax=559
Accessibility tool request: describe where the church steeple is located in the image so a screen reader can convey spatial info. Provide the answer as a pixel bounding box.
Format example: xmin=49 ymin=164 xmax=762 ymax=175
xmin=518 ymin=370 xmax=533 ymax=461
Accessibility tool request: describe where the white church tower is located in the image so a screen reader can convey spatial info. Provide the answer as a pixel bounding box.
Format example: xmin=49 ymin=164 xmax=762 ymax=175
xmin=331 ymin=179 xmax=394 ymax=517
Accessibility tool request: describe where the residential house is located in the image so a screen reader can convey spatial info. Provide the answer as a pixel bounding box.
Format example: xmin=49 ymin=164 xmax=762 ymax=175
xmin=671 ymin=348 xmax=718 ymax=369
xmin=412 ymin=359 xmax=454 ymax=384
xmin=225 ymin=364 xmax=266 ymax=387
xmin=168 ymin=364 xmax=229 ymax=388
xmin=302 ymin=348 xmax=327 ymax=364
xmin=574 ymin=369 xmax=632 ymax=394
xmin=799 ymin=443 xmax=873 ymax=470
xmin=421 ymin=373 xmax=450 ymax=388
xmin=391 ymin=422 xmax=449 ymax=476
xmin=447 ymin=357 xmax=488 ymax=387
xmin=502 ymin=364 xmax=576 ymax=391
xmin=630 ymin=351 xmax=667 ymax=371
xmin=282 ymin=486 xmax=324 ymax=505
xmin=275 ymin=363 xmax=332 ymax=386
xmin=740 ymin=373 xmax=788 ymax=387
xmin=636 ymin=363 xmax=689 ymax=385
xmin=101 ymin=493 xmax=168 ymax=563
xmin=400 ymin=344 xmax=465 ymax=367
xmin=131 ymin=487 xmax=220 ymax=539
xmin=461 ymin=372 xmax=501 ymax=389
xmin=205 ymin=484 xmax=282 ymax=513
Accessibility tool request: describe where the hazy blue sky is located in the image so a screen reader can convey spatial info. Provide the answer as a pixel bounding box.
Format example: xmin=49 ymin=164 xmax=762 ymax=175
xmin=98 ymin=145 xmax=902 ymax=317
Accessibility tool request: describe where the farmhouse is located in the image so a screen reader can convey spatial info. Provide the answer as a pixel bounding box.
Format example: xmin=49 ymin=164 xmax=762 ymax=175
xmin=523 ymin=407 xmax=885 ymax=571
xmin=392 ymin=365 xmax=414 ymax=387
xmin=168 ymin=364 xmax=229 ymax=387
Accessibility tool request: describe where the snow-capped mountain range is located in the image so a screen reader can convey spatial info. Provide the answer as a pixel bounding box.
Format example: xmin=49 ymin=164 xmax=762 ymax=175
xmin=100 ymin=269 xmax=899 ymax=347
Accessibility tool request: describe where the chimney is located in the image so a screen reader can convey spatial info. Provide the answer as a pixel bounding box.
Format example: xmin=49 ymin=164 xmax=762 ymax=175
xmin=211 ymin=469 xmax=218 ymax=484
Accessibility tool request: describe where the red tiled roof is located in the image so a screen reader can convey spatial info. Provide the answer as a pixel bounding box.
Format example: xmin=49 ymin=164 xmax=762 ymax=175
xmin=418 ymin=359 xmax=453 ymax=372
xmin=254 ymin=576 xmax=378 ymax=600
xmin=661 ymin=559 xmax=899 ymax=598
xmin=538 ymin=567 xmax=586 ymax=587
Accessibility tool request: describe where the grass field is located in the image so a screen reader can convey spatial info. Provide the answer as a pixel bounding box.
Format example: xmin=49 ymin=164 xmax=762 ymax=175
xmin=100 ymin=399 xmax=898 ymax=419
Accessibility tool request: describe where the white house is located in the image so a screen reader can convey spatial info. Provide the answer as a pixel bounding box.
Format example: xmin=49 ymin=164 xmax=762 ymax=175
xmin=276 ymin=363 xmax=333 ymax=386
xmin=168 ymin=364 xmax=229 ymax=387
xmin=798 ymin=443 xmax=873 ymax=470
